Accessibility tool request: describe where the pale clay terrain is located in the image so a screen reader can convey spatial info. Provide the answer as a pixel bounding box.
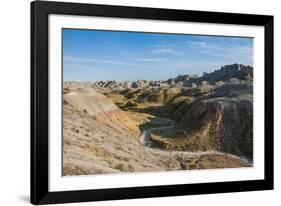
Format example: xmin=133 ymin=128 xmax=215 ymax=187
xmin=63 ymin=83 xmax=251 ymax=176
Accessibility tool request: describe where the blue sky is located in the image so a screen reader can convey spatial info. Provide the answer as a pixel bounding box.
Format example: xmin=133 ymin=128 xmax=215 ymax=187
xmin=63 ymin=29 xmax=253 ymax=81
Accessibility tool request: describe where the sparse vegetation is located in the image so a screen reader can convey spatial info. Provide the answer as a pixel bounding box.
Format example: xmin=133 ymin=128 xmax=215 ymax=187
xmin=114 ymin=163 xmax=135 ymax=172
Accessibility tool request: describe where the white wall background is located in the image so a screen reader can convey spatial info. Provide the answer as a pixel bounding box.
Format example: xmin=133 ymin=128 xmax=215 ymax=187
xmin=0 ymin=0 xmax=279 ymax=205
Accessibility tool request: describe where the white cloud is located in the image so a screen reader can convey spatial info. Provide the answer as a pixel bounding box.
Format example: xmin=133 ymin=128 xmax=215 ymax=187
xmin=131 ymin=57 xmax=167 ymax=62
xmin=148 ymin=43 xmax=180 ymax=54
xmin=63 ymin=55 xmax=162 ymax=69
xmin=64 ymin=56 xmax=130 ymax=66
xmin=184 ymin=40 xmax=223 ymax=51
xmin=182 ymin=40 xmax=253 ymax=65
xmin=151 ymin=47 xmax=175 ymax=54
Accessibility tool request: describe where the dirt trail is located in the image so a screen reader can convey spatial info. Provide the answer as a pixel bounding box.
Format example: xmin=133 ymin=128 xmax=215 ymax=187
xmin=139 ymin=116 xmax=252 ymax=164
xmin=140 ymin=118 xmax=175 ymax=146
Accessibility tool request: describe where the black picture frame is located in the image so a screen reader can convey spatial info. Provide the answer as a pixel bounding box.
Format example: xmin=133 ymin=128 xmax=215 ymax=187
xmin=31 ymin=0 xmax=274 ymax=204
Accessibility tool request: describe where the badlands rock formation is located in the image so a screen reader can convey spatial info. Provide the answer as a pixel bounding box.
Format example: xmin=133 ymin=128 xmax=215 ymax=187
xmin=63 ymin=64 xmax=253 ymax=175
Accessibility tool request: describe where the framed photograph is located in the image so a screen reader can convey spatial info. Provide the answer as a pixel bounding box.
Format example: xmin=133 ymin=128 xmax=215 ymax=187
xmin=31 ymin=1 xmax=274 ymax=204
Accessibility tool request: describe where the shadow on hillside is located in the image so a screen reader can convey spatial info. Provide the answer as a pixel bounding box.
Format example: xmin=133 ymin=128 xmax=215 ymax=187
xmin=126 ymin=104 xmax=173 ymax=118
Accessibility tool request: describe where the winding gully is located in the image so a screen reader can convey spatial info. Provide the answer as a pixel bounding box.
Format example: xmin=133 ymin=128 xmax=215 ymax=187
xmin=140 ymin=119 xmax=176 ymax=147
xmin=139 ymin=118 xmax=252 ymax=165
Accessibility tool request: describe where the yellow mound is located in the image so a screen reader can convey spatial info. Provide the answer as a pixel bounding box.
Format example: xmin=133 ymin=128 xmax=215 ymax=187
xmin=64 ymin=87 xmax=119 ymax=116
xmin=64 ymin=87 xmax=140 ymax=134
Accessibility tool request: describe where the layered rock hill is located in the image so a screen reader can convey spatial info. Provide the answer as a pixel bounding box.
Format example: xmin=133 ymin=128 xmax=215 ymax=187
xmin=63 ymin=84 xmax=251 ymax=175
xmin=167 ymin=83 xmax=253 ymax=160
xmin=63 ymin=86 xmax=139 ymax=132
xmin=198 ymin=64 xmax=253 ymax=83
xmin=92 ymin=63 xmax=253 ymax=89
